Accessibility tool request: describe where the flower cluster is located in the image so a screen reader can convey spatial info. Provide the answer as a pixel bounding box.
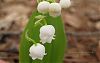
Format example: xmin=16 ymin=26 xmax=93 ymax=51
xmin=26 ymin=0 xmax=71 ymax=61
xmin=37 ymin=0 xmax=71 ymax=17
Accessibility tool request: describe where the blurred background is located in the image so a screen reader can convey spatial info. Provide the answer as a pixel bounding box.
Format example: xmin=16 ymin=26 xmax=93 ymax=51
xmin=0 ymin=0 xmax=100 ymax=63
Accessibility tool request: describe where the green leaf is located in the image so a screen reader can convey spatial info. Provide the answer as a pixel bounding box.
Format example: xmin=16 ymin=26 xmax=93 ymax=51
xmin=19 ymin=11 xmax=66 ymax=63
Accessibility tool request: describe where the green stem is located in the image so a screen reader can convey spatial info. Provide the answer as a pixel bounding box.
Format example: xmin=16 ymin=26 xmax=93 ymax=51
xmin=34 ymin=18 xmax=45 ymax=27
xmin=43 ymin=19 xmax=47 ymax=25
xmin=35 ymin=19 xmax=42 ymax=24
xmin=25 ymin=30 xmax=37 ymax=45
xmin=35 ymin=15 xmax=47 ymax=26
xmin=47 ymin=0 xmax=55 ymax=2
xmin=39 ymin=22 xmax=44 ymax=26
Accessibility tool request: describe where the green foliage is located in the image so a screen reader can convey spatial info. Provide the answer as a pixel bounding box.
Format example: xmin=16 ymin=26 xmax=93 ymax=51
xmin=19 ymin=11 xmax=66 ymax=63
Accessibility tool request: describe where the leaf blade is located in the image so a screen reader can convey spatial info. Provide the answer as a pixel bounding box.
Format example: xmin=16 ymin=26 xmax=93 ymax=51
xmin=19 ymin=11 xmax=66 ymax=63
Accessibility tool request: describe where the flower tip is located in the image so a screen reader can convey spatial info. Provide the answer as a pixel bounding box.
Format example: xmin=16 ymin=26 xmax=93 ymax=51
xmin=52 ymin=37 xmax=55 ymax=40
xmin=38 ymin=57 xmax=43 ymax=60
xmin=45 ymin=53 xmax=47 ymax=55
xmin=32 ymin=57 xmax=37 ymax=60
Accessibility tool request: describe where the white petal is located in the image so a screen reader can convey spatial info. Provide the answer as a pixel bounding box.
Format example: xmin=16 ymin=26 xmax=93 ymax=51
xmin=52 ymin=37 xmax=55 ymax=40
xmin=49 ymin=12 xmax=61 ymax=17
xmin=47 ymin=37 xmax=53 ymax=43
xmin=37 ymin=1 xmax=50 ymax=14
xmin=32 ymin=57 xmax=37 ymax=60
xmin=38 ymin=57 xmax=43 ymax=60
xmin=49 ymin=3 xmax=61 ymax=17
xmin=40 ymin=25 xmax=55 ymax=36
xmin=39 ymin=25 xmax=55 ymax=44
xmin=40 ymin=40 xmax=46 ymax=44
xmin=59 ymin=0 xmax=71 ymax=8
xmin=44 ymin=53 xmax=47 ymax=55
xmin=29 ymin=54 xmax=37 ymax=60
xmin=29 ymin=43 xmax=46 ymax=60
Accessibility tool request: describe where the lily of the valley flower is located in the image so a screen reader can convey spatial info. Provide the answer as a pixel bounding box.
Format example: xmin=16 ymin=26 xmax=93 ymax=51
xmin=37 ymin=1 xmax=50 ymax=14
xmin=40 ymin=25 xmax=55 ymax=44
xmin=49 ymin=3 xmax=61 ymax=17
xmin=29 ymin=43 xmax=46 ymax=60
xmin=59 ymin=0 xmax=71 ymax=8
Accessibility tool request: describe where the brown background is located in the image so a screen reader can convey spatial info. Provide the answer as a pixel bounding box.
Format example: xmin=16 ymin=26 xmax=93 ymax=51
xmin=0 ymin=0 xmax=100 ymax=63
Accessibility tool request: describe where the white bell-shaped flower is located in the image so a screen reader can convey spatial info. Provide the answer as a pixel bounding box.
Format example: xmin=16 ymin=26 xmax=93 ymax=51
xmin=29 ymin=43 xmax=46 ymax=60
xmin=49 ymin=3 xmax=61 ymax=17
xmin=37 ymin=1 xmax=50 ymax=14
xmin=59 ymin=0 xmax=71 ymax=8
xmin=40 ymin=25 xmax=55 ymax=44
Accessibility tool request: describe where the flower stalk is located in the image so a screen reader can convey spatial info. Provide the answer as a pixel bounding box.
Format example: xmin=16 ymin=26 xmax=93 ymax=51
xmin=34 ymin=15 xmax=47 ymax=26
xmin=25 ymin=30 xmax=37 ymax=45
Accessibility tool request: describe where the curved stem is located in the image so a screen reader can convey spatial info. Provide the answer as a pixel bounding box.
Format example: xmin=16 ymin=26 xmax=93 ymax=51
xmin=39 ymin=22 xmax=44 ymax=26
xmin=35 ymin=15 xmax=47 ymax=26
xmin=25 ymin=30 xmax=37 ymax=44
xmin=35 ymin=19 xmax=42 ymax=25
xmin=35 ymin=15 xmax=46 ymax=20
xmin=43 ymin=19 xmax=47 ymax=25
xmin=34 ymin=18 xmax=45 ymax=27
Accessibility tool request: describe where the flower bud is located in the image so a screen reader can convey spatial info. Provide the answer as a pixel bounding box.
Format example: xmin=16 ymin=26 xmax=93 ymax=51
xmin=49 ymin=3 xmax=61 ymax=17
xmin=29 ymin=43 xmax=46 ymax=60
xmin=59 ymin=0 xmax=71 ymax=8
xmin=40 ymin=25 xmax=55 ymax=44
xmin=37 ymin=1 xmax=50 ymax=14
